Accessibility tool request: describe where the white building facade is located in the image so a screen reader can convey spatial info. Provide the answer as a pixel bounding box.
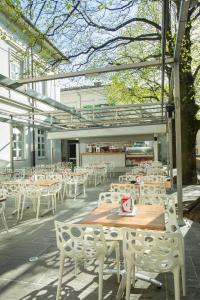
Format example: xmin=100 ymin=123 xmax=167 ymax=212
xmin=0 ymin=2 xmax=64 ymax=169
xmin=61 ymin=84 xmax=107 ymax=109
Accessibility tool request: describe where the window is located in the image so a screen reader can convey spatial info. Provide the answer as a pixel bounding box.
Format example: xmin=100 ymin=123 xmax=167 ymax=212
xmin=13 ymin=126 xmax=24 ymax=160
xmin=10 ymin=55 xmax=23 ymax=80
xmin=38 ymin=129 xmax=46 ymax=158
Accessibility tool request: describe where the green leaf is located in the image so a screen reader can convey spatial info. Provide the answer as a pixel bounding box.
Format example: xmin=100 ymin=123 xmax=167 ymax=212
xmin=66 ymin=2 xmax=72 ymax=10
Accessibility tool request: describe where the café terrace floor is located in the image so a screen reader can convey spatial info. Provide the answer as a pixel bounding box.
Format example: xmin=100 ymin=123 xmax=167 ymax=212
xmin=0 ymin=178 xmax=200 ymax=300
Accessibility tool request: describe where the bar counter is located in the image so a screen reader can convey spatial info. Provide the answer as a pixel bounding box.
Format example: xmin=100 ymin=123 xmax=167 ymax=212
xmin=81 ymin=152 xmax=125 ymax=167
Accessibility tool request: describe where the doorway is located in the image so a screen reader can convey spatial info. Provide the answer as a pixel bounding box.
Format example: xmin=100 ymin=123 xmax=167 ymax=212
xmin=68 ymin=140 xmax=79 ymax=167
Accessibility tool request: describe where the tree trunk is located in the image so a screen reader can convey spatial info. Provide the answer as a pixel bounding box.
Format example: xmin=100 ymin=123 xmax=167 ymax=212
xmin=179 ymin=16 xmax=199 ymax=184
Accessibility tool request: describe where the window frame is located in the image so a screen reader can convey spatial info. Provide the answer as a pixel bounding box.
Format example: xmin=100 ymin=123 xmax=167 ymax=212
xmin=12 ymin=126 xmax=24 ymax=161
xmin=9 ymin=53 xmax=23 ymax=80
xmin=37 ymin=129 xmax=46 ymax=159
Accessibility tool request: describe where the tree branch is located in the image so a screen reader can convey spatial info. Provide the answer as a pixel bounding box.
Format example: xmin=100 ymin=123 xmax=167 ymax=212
xmin=193 ymin=64 xmax=200 ymax=78
xmin=77 ymin=13 xmax=161 ymax=32
xmin=66 ymin=33 xmax=161 ymax=59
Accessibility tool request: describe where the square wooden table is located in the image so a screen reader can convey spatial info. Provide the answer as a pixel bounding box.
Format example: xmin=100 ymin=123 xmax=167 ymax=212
xmin=81 ymin=202 xmax=165 ymax=231
xmin=81 ymin=202 xmax=165 ymax=298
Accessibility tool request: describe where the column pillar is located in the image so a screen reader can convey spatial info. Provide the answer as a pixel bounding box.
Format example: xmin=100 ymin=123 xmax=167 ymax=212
xmin=9 ymin=116 xmax=14 ymax=173
xmin=174 ymin=62 xmax=183 ymax=224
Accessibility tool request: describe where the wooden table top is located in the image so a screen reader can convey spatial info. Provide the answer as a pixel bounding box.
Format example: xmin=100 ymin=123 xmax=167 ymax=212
xmin=2 ymin=179 xmax=61 ymax=187
xmin=32 ymin=179 xmax=61 ymax=187
xmin=111 ymin=181 xmax=171 ymax=190
xmin=143 ymin=181 xmax=171 ymax=189
xmin=81 ymin=203 xmax=165 ymax=231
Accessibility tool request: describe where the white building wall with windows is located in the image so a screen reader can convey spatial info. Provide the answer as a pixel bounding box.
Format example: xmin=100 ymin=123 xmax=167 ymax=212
xmin=61 ymin=85 xmax=107 ymax=109
xmin=0 ymin=7 xmax=62 ymax=169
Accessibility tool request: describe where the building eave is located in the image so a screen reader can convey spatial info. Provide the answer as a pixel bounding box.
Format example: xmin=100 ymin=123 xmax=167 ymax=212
xmin=0 ymin=0 xmax=69 ymax=64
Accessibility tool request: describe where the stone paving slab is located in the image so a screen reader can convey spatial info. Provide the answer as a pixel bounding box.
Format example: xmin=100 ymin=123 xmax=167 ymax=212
xmin=0 ymin=179 xmax=200 ymax=299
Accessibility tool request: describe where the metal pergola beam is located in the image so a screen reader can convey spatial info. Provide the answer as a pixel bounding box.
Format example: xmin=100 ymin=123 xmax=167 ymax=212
xmin=16 ymin=58 xmax=174 ymax=85
xmin=0 ymin=74 xmax=91 ymax=122
xmin=0 ymin=95 xmax=43 ymax=112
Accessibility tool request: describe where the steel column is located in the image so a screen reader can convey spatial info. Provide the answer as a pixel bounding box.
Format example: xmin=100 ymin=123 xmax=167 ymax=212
xmin=9 ymin=116 xmax=14 ymax=173
xmin=174 ymin=62 xmax=183 ymax=224
xmin=168 ymin=117 xmax=174 ymax=190
xmin=50 ymin=140 xmax=53 ymax=164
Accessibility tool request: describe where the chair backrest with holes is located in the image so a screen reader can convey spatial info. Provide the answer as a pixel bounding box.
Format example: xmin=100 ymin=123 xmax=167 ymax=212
xmin=123 ymin=228 xmax=183 ymax=273
xmin=143 ymin=175 xmax=165 ymax=183
xmin=98 ymin=192 xmax=133 ymax=207
xmin=0 ymin=188 xmax=6 ymax=199
xmin=139 ymin=193 xmax=167 ymax=205
xmin=147 ymin=167 xmax=164 ymax=176
xmin=34 ymin=174 xmax=46 ymax=181
xmin=119 ymin=174 xmax=136 ymax=182
xmin=1 ymin=182 xmax=22 ymax=197
xmin=110 ymin=183 xmax=139 ymax=200
xmin=0 ymin=189 xmax=7 ymax=214
xmin=165 ymin=197 xmax=180 ymax=232
xmin=55 ymin=222 xmax=107 ymax=257
xmin=46 ymin=174 xmax=63 ymax=181
xmin=140 ymin=183 xmax=166 ymax=195
xmin=130 ymin=167 xmax=145 ymax=175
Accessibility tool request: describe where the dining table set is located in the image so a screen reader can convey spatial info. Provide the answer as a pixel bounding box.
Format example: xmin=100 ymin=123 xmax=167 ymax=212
xmin=0 ymin=161 xmax=113 ymax=224
xmin=0 ymin=160 xmax=185 ymax=300
xmin=54 ymin=160 xmax=185 ymax=300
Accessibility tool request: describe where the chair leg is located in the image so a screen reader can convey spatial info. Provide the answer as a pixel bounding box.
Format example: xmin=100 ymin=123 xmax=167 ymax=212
xmin=62 ymin=185 xmax=66 ymax=202
xmin=20 ymin=195 xmax=25 ymax=220
xmin=83 ymin=184 xmax=86 ymax=198
xmin=173 ymin=266 xmax=181 ymax=300
xmin=74 ymin=184 xmax=77 ymax=201
xmin=181 ymin=265 xmax=186 ymax=296
xmin=36 ymin=196 xmax=41 ymax=220
xmin=1 ymin=211 xmax=9 ymax=233
xmin=52 ymin=194 xmax=56 ymax=212
xmin=32 ymin=197 xmax=37 ymax=212
xmin=126 ymin=260 xmax=132 ymax=300
xmin=115 ymin=243 xmax=120 ymax=283
xmin=98 ymin=257 xmax=104 ymax=300
xmin=56 ymin=254 xmax=65 ymax=300
xmin=17 ymin=195 xmax=21 ymax=221
xmin=74 ymin=260 xmax=78 ymax=277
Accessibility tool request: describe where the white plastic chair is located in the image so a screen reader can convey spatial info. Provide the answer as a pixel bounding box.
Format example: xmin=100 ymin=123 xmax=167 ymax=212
xmin=130 ymin=167 xmax=144 ymax=175
xmin=46 ymin=174 xmax=63 ymax=202
xmin=139 ymin=193 xmax=167 ymax=205
xmin=63 ymin=173 xmax=88 ymax=201
xmin=36 ymin=184 xmax=58 ymax=219
xmin=1 ymin=182 xmax=22 ymax=220
xmin=20 ymin=183 xmax=41 ymax=220
xmin=140 ymin=183 xmax=166 ymax=195
xmin=147 ymin=167 xmax=165 ymax=176
xmin=98 ymin=191 xmax=134 ymax=207
xmin=14 ymin=168 xmax=26 ymax=180
xmin=143 ymin=175 xmax=165 ymax=183
xmin=55 ymin=222 xmax=120 ymax=300
xmin=151 ymin=161 xmax=163 ymax=167
xmin=33 ymin=174 xmax=46 ymax=181
xmin=0 ymin=189 xmax=8 ymax=233
xmin=110 ymin=183 xmax=140 ymax=203
xmin=123 ymin=228 xmax=185 ymax=300
xmin=165 ymin=197 xmax=180 ymax=233
xmin=119 ymin=174 xmax=136 ymax=182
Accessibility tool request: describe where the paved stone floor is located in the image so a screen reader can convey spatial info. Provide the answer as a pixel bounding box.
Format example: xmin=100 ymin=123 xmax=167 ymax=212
xmin=0 ymin=178 xmax=200 ymax=300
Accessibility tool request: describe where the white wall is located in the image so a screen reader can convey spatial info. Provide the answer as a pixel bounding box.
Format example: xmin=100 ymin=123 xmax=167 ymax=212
xmin=0 ymin=15 xmax=62 ymax=169
xmin=0 ymin=122 xmax=10 ymax=168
